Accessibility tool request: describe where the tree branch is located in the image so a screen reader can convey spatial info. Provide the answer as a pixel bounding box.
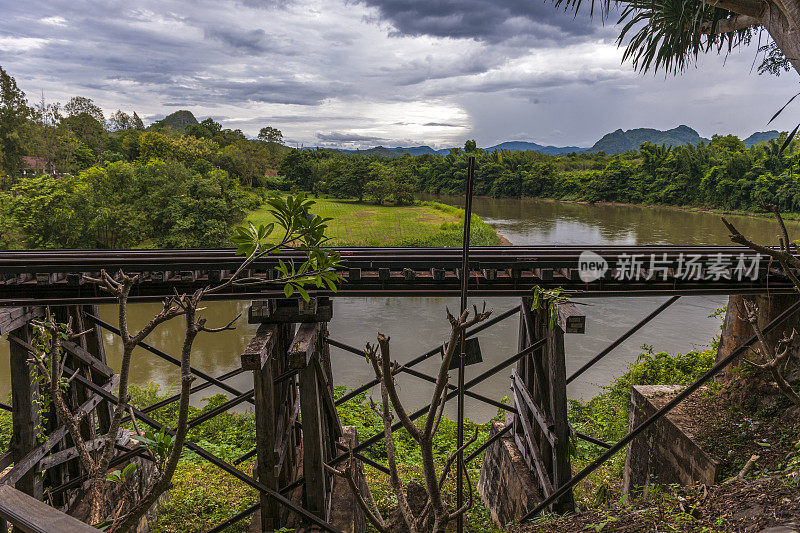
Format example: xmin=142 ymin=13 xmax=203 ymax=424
xmin=705 ymin=0 xmax=766 ymax=18
xmin=701 ymin=13 xmax=761 ymax=33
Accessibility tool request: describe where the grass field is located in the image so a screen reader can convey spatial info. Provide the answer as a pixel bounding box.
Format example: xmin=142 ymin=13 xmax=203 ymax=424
xmin=246 ymin=198 xmax=501 ymax=247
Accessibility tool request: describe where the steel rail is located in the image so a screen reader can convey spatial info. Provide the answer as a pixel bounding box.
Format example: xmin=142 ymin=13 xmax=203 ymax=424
xmin=521 ymin=298 xmax=800 ymax=521
xmin=0 ymin=245 xmax=777 ymax=269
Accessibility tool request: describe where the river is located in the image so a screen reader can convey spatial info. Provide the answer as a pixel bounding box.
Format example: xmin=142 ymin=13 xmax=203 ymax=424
xmin=2 ymin=198 xmax=797 ymax=422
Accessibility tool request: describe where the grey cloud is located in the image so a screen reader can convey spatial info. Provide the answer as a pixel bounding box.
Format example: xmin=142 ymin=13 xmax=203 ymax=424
xmin=423 ymin=122 xmax=461 ymax=127
xmin=204 ymin=26 xmax=276 ymax=54
xmin=356 ymin=0 xmax=599 ymax=44
xmin=316 ymin=132 xmax=386 ymax=142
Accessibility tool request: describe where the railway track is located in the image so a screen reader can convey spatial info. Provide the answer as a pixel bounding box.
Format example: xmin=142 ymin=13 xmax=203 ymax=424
xmin=0 ymin=246 xmax=792 ymax=305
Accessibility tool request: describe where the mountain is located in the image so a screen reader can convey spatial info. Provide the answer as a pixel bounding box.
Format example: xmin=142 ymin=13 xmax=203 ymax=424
xmin=743 ymin=130 xmax=780 ymax=147
xmin=485 ymin=141 xmax=585 ymax=155
xmin=149 ymin=110 xmax=199 ymax=132
xmin=588 ymin=125 xmax=709 ymax=154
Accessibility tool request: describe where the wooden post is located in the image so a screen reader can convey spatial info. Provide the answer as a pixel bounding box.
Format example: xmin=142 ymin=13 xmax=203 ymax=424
xmin=546 ymin=316 xmax=574 ymax=513
xmin=8 ymin=323 xmax=42 ymax=499
xmin=291 ymin=323 xmax=327 ymax=519
xmin=513 ymin=297 xmax=575 ymax=514
xmin=242 ymin=323 xmax=281 ymax=531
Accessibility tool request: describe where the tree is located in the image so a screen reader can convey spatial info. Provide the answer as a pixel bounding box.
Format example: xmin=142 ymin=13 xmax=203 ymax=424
xmin=65 ymin=96 xmax=105 ymax=123
xmin=108 ymin=110 xmax=134 ymax=132
xmin=258 ymin=126 xmax=283 ymax=144
xmin=553 ymin=0 xmax=800 ymax=75
xmin=0 ymin=66 xmax=31 ymax=178
xmin=464 ymin=139 xmax=477 ymax=152
xmin=328 ymin=305 xmax=492 ymax=532
xmin=131 ymin=112 xmax=145 ymax=130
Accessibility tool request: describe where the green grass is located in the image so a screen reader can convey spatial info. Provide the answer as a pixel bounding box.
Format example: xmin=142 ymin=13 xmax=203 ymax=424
xmin=246 ymin=197 xmax=501 ymax=247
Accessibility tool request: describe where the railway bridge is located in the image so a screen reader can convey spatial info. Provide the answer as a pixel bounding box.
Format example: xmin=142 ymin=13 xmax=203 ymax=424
xmin=0 ymin=245 xmax=795 ymax=532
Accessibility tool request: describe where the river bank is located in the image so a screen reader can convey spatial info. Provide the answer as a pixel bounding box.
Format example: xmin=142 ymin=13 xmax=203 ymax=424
xmin=514 ymin=196 xmax=800 ymax=223
xmin=246 ymin=197 xmax=501 ymax=246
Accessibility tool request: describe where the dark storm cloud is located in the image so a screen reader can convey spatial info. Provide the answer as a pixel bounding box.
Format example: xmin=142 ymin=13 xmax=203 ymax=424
xmin=316 ymin=131 xmax=386 ymax=142
xmin=0 ymin=0 xmax=342 ymax=107
xmin=356 ymin=0 xmax=599 ymax=44
xmin=204 ymin=26 xmax=276 ymax=54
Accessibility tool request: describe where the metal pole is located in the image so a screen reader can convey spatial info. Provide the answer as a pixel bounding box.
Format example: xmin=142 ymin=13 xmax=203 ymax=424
xmin=457 ymin=156 xmax=475 ymax=533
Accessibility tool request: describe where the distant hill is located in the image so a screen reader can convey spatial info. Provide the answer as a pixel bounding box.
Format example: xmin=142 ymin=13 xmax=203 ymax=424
xmin=587 ymin=125 xmax=709 ymax=154
xmin=149 ymin=110 xmax=199 ymax=132
xmin=485 ymin=141 xmax=585 ymax=155
xmin=743 ymin=130 xmax=780 ymax=147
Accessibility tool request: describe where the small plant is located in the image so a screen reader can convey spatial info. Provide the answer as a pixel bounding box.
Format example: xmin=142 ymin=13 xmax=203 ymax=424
xmin=106 ymin=462 xmax=138 ymax=484
xmin=531 ymin=285 xmax=571 ymax=330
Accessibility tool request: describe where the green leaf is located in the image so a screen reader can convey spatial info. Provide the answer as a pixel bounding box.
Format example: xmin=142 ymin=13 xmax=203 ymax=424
xmin=284 ymin=284 xmax=294 ymax=298
xmin=296 ymin=285 xmax=310 ymax=302
xmin=122 ymin=462 xmax=138 ymax=478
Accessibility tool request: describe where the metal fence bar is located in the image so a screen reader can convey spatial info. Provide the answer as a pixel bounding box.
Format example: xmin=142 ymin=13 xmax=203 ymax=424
xmin=206 ymin=503 xmax=259 ymax=533
xmin=566 ymin=296 xmax=681 ymax=385
xmin=330 ymin=337 xmax=549 ymax=467
xmin=326 ymin=337 xmax=517 ymax=414
xmin=186 ymin=390 xmax=254 ymax=430
xmin=574 ymin=431 xmax=612 ymax=449
xmin=464 ymin=423 xmax=513 ymax=464
xmin=83 ymin=313 xmax=252 ymax=403
xmin=521 ymin=298 xmax=800 ymax=521
xmin=141 ymin=368 xmax=246 ymax=414
xmin=334 ymin=305 xmax=521 ymax=405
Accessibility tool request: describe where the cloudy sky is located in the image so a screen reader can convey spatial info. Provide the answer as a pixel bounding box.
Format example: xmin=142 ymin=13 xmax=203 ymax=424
xmin=1 ymin=0 xmax=798 ymax=149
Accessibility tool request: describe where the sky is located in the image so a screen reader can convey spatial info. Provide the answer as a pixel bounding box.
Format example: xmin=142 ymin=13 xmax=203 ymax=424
xmin=1 ymin=0 xmax=798 ymax=149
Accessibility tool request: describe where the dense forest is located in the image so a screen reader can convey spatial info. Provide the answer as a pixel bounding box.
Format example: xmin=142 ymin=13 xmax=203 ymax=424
xmin=0 ymin=66 xmax=285 ymax=249
xmin=278 ymin=135 xmax=800 ymax=212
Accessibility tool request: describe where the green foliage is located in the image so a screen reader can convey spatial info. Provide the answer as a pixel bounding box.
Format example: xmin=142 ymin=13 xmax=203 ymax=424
xmin=106 ymin=462 xmax=138 ymax=484
xmin=569 ymin=345 xmax=716 ymax=445
xmin=531 ymin=285 xmax=571 ymax=330
xmin=0 ymin=406 xmax=11 ymax=452
xmin=131 ymin=428 xmax=180 ymax=467
xmin=276 ymin=135 xmax=800 ymax=213
xmin=787 ymin=438 xmax=800 ymax=485
xmin=0 ymin=65 xmax=31 ymax=178
xmin=232 ymin=193 xmax=344 ymax=300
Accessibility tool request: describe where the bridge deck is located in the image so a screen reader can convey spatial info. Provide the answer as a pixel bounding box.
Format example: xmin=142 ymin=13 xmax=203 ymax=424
xmin=0 ymin=245 xmax=791 ymax=305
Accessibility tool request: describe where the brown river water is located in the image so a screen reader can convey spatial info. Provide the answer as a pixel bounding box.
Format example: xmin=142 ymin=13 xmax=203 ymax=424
xmin=2 ymin=197 xmax=797 ymax=422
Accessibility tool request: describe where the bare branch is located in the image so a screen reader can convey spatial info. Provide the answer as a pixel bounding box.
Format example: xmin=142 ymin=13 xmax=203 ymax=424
xmin=198 ymin=313 xmax=240 ymax=333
